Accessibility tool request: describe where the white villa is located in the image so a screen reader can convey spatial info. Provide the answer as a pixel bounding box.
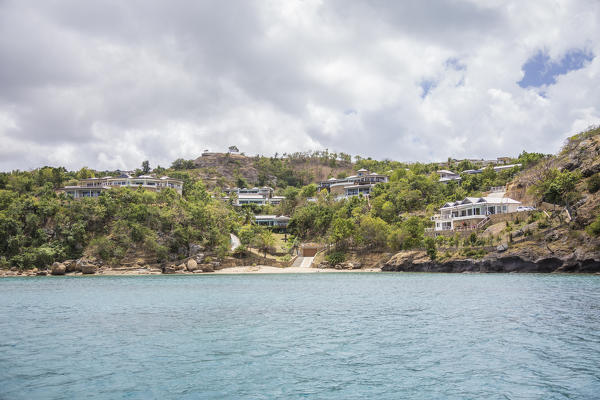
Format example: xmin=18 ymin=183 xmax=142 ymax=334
xmin=431 ymin=196 xmax=521 ymax=231
xmin=318 ymin=169 xmax=388 ymax=200
xmin=437 ymin=170 xmax=461 ymax=183
xmin=254 ymin=215 xmax=291 ymax=229
xmin=223 ymin=187 xmax=284 ymax=206
xmin=58 ymin=174 xmax=184 ymax=198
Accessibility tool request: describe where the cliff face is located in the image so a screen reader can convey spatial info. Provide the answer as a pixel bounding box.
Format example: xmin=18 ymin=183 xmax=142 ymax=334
xmin=193 ymin=153 xmax=355 ymax=188
xmin=382 ymin=250 xmax=600 ymax=273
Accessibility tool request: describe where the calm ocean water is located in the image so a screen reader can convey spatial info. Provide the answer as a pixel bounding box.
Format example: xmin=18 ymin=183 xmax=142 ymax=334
xmin=1 ymin=273 xmax=599 ymax=399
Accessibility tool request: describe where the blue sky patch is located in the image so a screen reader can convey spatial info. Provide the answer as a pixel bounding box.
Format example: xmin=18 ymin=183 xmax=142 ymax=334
xmin=420 ymin=79 xmax=437 ymax=98
xmin=445 ymin=58 xmax=466 ymax=71
xmin=518 ymin=49 xmax=594 ymax=88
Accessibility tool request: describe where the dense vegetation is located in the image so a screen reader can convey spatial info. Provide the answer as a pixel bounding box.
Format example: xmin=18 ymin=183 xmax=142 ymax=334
xmin=2 ymin=126 xmax=599 ymax=270
xmin=0 ymin=168 xmax=237 ymax=269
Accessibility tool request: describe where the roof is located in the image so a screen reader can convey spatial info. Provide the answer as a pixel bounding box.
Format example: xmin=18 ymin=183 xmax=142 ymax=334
xmin=441 ymin=196 xmax=521 ymax=208
xmin=437 ymin=170 xmax=458 ymax=175
xmin=357 ymin=168 xmax=368 ymax=172
xmin=255 ymin=215 xmax=290 ymax=220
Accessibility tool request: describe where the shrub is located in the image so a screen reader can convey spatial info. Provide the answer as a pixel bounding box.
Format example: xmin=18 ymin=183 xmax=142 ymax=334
xmin=326 ymin=251 xmax=345 ymax=265
xmin=90 ymin=237 xmax=116 ymax=261
xmin=232 ymin=245 xmax=249 ymax=258
xmin=587 ymin=174 xmax=600 ymax=193
xmin=424 ymin=237 xmax=437 ymax=261
xmin=587 ymin=215 xmax=600 ymax=236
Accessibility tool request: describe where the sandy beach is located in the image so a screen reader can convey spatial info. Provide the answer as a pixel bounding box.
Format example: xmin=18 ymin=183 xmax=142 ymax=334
xmin=1 ymin=266 xmax=382 ymax=277
xmin=210 ymin=266 xmax=382 ymax=274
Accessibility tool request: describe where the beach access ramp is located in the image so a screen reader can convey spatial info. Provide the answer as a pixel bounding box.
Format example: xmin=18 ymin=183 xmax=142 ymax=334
xmin=292 ymin=256 xmax=314 ymax=268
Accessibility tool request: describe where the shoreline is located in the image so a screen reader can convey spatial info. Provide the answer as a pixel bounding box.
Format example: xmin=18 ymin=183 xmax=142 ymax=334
xmin=3 ymin=267 xmax=600 ymax=277
xmin=0 ymin=266 xmax=383 ymax=277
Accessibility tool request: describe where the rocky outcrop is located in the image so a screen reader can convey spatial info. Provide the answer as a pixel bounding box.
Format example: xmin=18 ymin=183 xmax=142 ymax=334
xmin=64 ymin=260 xmax=79 ymax=272
xmin=51 ymin=262 xmax=66 ymax=275
xmin=200 ymin=263 xmax=214 ymax=272
xmin=186 ymin=259 xmax=198 ymax=272
xmin=382 ymin=250 xmax=600 ymax=273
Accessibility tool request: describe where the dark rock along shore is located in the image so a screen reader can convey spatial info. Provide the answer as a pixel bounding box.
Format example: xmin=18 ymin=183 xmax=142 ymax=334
xmin=382 ymin=250 xmax=600 ymax=273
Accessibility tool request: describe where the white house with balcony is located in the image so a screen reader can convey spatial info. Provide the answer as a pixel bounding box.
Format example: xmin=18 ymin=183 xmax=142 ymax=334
xmin=437 ymin=170 xmax=461 ymax=183
xmin=58 ymin=174 xmax=184 ymax=198
xmin=431 ymin=196 xmax=521 ymax=231
xmin=254 ymin=215 xmax=290 ymax=229
xmin=223 ymin=186 xmax=285 ymax=206
xmin=318 ymin=169 xmax=388 ymax=200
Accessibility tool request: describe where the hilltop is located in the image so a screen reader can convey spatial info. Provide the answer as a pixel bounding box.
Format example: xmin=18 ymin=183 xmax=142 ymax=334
xmin=191 ymin=151 xmax=355 ymax=189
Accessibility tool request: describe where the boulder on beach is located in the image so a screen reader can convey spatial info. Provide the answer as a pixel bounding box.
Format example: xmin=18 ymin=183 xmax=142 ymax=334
xmin=175 ymin=263 xmax=186 ymax=271
xmin=81 ymin=264 xmax=97 ymax=274
xmin=163 ymin=266 xmax=176 ymax=274
xmin=201 ymin=263 xmax=214 ymax=273
xmin=186 ymin=259 xmax=198 ymax=272
xmin=51 ymin=262 xmax=66 ymax=275
xmin=64 ymin=260 xmax=79 ymax=272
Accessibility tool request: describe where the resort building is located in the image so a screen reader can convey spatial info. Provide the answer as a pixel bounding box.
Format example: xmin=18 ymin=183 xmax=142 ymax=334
xmin=437 ymin=164 xmax=522 ymax=182
xmin=437 ymin=157 xmax=514 ymax=169
xmin=58 ymin=174 xmax=184 ymax=198
xmin=430 ymin=196 xmax=521 ymax=231
xmin=437 ymin=170 xmax=461 ymax=183
xmin=318 ymin=169 xmax=388 ymax=200
xmin=254 ymin=215 xmax=290 ymax=229
xmin=223 ymin=187 xmax=285 ymax=206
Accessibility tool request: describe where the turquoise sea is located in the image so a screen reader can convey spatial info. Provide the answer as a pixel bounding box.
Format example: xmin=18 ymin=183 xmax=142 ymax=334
xmin=1 ymin=273 xmax=599 ymax=399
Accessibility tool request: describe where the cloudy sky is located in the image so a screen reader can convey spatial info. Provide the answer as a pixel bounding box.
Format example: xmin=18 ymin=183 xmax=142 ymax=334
xmin=1 ymin=0 xmax=599 ymax=171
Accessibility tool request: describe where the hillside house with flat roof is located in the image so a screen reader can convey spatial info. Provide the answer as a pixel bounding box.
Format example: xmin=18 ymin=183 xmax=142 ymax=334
xmin=430 ymin=196 xmax=521 ymax=231
xmin=58 ymin=174 xmax=183 ymax=198
xmin=318 ymin=169 xmax=388 ymax=200
xmin=222 ymin=186 xmax=285 ymax=206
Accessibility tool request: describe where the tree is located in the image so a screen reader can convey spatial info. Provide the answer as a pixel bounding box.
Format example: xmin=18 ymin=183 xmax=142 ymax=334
xmin=238 ymin=225 xmax=255 ymax=247
xmin=357 ymin=215 xmax=390 ymax=248
xmin=170 ymin=158 xmax=195 ymax=170
xmin=424 ymin=236 xmax=437 ymax=261
xmin=533 ymin=169 xmax=581 ymax=209
xmin=142 ymin=160 xmax=150 ymax=174
xmin=300 ymin=183 xmax=317 ymax=198
xmin=254 ymin=228 xmax=275 ymax=259
xmin=228 ymin=145 xmax=239 ymax=153
xmin=76 ymin=167 xmax=94 ymax=179
xmin=328 ymin=217 xmax=355 ymax=249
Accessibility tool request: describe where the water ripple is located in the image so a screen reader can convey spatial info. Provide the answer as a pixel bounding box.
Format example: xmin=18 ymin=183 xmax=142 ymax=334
xmin=1 ymin=274 xmax=599 ymax=399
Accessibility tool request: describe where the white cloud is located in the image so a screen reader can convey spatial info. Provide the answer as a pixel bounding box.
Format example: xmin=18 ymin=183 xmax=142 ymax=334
xmin=0 ymin=0 xmax=599 ymax=171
